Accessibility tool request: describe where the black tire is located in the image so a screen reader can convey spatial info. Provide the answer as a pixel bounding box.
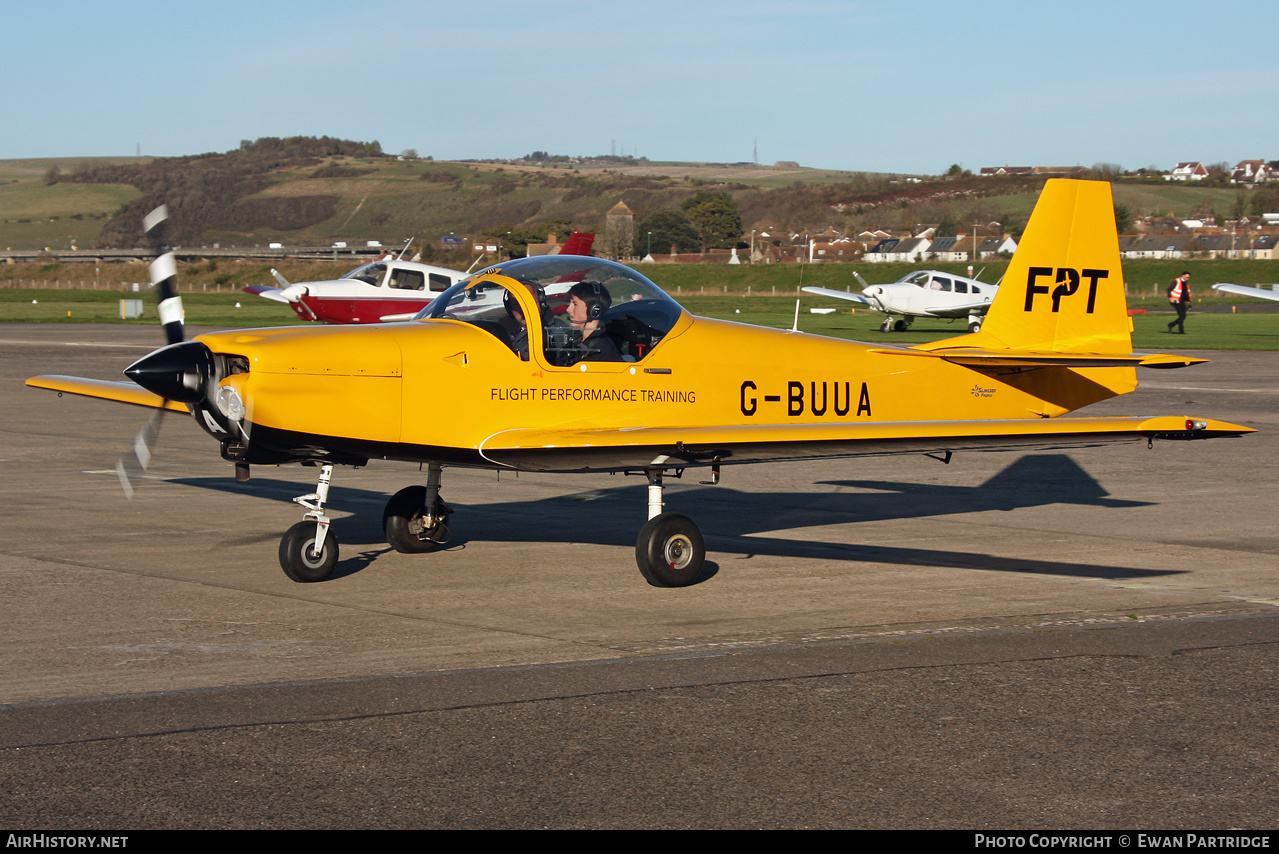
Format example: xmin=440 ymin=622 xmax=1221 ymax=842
xmin=279 ymin=521 xmax=338 ymax=583
xmin=384 ymin=486 xmax=449 ymax=554
xmin=893 ymin=319 xmax=910 ymax=332
xmin=968 ymin=319 xmax=982 ymax=333
xmin=636 ymin=512 xmax=706 ymax=587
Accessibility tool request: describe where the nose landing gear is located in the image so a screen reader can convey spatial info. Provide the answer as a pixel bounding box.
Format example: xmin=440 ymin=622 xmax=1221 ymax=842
xmin=279 ymin=463 xmax=339 ymax=582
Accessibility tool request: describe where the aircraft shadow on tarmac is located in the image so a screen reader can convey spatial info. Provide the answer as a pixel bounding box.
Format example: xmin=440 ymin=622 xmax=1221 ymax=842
xmin=171 ymin=454 xmax=1178 ymax=583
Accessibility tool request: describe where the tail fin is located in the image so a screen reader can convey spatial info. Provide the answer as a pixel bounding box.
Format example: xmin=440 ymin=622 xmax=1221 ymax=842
xmin=939 ymin=179 xmax=1130 ymax=355
xmin=558 ymin=232 xmax=596 ymax=257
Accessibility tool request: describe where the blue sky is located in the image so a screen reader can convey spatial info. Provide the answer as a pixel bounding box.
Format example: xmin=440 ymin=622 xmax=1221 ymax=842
xmin=5 ymin=0 xmax=1273 ymax=175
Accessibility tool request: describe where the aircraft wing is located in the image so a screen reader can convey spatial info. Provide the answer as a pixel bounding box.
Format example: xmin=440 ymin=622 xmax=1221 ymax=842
xmin=477 ymin=416 xmax=1251 ymax=472
xmin=801 ymin=286 xmax=873 ymax=306
xmin=1212 ymin=283 xmax=1279 ymax=302
xmin=241 ymin=285 xmax=293 ymax=304
xmin=918 ymin=300 xmax=995 ymax=318
xmin=26 ymin=375 xmax=189 ymax=412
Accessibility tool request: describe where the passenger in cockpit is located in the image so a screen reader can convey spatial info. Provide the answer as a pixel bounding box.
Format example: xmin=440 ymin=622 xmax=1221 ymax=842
xmin=566 ymin=282 xmax=622 ymax=362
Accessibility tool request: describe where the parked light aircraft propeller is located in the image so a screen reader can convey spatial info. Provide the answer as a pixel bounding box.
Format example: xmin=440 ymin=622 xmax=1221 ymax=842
xmin=28 ymin=180 xmax=1251 ymax=587
xmin=804 ymin=269 xmax=998 ymax=332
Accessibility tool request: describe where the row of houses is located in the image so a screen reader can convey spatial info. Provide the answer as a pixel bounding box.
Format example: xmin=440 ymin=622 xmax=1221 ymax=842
xmin=980 ymin=161 xmax=1275 ymax=184
xmin=773 ymin=230 xmax=1277 ymax=264
xmin=1166 ymin=160 xmax=1274 ymax=183
xmin=1119 ymin=232 xmax=1278 ymax=260
xmin=860 ymin=234 xmax=1018 ymax=263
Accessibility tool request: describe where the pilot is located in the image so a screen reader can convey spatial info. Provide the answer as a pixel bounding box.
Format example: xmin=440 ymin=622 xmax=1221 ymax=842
xmin=503 ymin=278 xmax=575 ymax=363
xmin=504 ymin=281 xmax=557 ymax=361
xmin=565 ymin=281 xmax=622 ymax=362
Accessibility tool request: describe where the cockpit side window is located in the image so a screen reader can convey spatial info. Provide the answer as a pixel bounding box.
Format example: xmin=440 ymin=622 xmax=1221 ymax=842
xmin=389 ymin=269 xmax=425 ymax=290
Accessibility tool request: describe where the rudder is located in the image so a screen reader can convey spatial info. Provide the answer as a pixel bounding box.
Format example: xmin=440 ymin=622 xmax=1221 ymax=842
xmin=955 ymin=179 xmax=1131 ymax=355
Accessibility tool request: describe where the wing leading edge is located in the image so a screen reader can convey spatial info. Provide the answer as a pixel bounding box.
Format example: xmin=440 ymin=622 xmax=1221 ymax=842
xmin=25 ymin=375 xmax=188 ymax=412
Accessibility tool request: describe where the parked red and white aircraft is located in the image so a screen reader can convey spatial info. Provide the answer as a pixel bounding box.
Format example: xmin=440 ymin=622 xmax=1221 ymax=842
xmin=244 ymin=232 xmax=597 ymax=324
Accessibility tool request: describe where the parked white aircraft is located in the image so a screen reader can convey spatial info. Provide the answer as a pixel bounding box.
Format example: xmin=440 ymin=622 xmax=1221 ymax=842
xmin=804 ymin=270 xmax=999 ymax=332
xmin=1212 ymin=283 xmax=1279 ymax=302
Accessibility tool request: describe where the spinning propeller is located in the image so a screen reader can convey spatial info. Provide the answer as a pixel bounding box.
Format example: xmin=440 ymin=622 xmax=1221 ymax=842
xmin=115 ymin=206 xmax=219 ymax=496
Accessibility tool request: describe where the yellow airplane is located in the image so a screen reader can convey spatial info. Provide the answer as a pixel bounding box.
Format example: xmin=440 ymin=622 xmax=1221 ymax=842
xmin=27 ymin=180 xmax=1252 ymax=587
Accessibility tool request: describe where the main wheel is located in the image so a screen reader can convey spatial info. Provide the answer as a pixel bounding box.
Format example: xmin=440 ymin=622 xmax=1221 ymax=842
xmin=279 ymin=521 xmax=338 ymax=583
xmin=893 ymin=319 xmax=910 ymax=332
xmin=636 ymin=512 xmax=706 ymax=587
xmin=384 ymin=486 xmax=450 ymax=554
xmin=968 ymin=319 xmax=982 ymax=332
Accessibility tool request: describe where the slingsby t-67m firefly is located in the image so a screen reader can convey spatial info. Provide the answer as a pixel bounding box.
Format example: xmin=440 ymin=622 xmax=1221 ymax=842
xmin=27 ymin=180 xmax=1251 ymax=586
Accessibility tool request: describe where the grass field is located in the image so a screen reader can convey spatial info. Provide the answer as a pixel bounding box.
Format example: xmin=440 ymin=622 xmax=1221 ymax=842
xmin=5 ymin=286 xmax=1277 ymax=350
xmin=0 ymin=157 xmax=146 ymax=249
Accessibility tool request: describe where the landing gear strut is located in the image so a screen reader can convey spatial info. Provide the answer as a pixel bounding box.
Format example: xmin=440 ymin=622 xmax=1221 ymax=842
xmin=384 ymin=462 xmax=452 ymax=553
xmin=279 ymin=463 xmax=339 ymax=582
xmin=634 ymin=467 xmax=706 ymax=587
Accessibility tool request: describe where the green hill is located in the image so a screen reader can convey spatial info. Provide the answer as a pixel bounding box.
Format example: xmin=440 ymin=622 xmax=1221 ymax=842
xmin=1 ymin=140 xmax=1274 ymax=255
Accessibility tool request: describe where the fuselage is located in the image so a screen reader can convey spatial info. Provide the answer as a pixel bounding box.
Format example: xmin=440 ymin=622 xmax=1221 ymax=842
xmin=190 ymin=310 xmax=1126 ymax=470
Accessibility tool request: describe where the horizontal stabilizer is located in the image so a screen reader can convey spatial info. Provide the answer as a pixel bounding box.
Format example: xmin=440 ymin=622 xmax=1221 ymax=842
xmin=25 ymin=375 xmax=188 ymax=412
xmin=241 ymin=285 xmax=292 ymax=304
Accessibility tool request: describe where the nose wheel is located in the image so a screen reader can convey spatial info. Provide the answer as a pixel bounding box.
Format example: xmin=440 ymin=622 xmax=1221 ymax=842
xmin=279 ymin=521 xmax=338 ymax=582
xmin=279 ymin=463 xmax=339 ymax=582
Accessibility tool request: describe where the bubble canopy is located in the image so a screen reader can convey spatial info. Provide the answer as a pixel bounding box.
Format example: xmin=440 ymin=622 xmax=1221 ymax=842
xmin=414 ymin=256 xmax=686 ymax=365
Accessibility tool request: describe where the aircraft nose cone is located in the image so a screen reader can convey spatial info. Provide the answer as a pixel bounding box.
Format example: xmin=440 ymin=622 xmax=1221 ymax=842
xmin=124 ymin=341 xmax=216 ymax=403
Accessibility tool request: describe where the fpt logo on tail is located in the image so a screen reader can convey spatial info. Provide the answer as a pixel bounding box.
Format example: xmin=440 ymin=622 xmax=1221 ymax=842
xmin=1023 ymin=266 xmax=1109 ymax=313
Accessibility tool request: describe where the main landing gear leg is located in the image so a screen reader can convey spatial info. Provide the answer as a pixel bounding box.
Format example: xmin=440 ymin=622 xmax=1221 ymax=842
xmin=635 ymin=467 xmax=706 ymax=588
xmin=279 ymin=463 xmax=339 ymax=583
xmin=384 ymin=462 xmax=452 ymax=554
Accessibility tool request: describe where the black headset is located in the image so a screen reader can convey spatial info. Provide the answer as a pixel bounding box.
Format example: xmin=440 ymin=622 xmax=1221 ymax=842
xmin=575 ymin=281 xmax=611 ymax=321
xmin=503 ymin=279 xmax=551 ymax=322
